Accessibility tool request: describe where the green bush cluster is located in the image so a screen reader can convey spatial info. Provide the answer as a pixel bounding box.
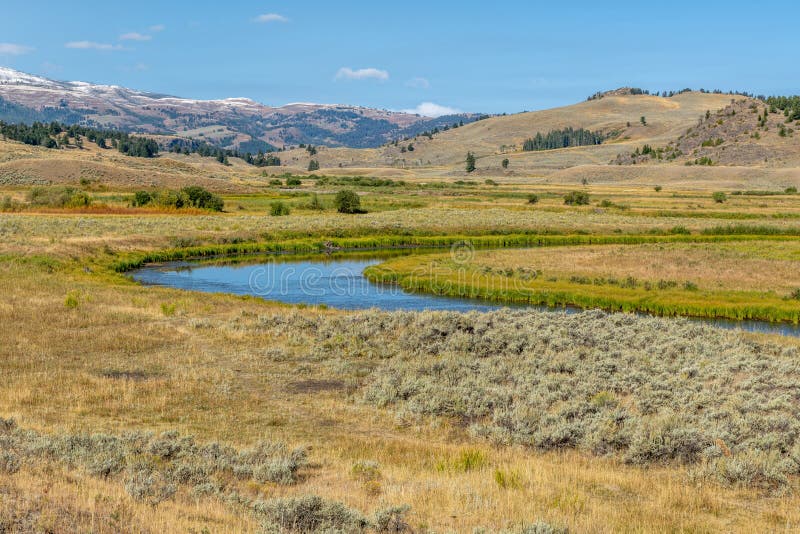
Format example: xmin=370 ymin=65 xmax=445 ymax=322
xmin=132 ymin=186 xmax=224 ymax=211
xmin=270 ymin=201 xmax=291 ymax=217
xmin=27 ymin=186 xmax=91 ymax=208
xmin=334 ymin=190 xmax=365 ymax=214
xmin=563 ymin=191 xmax=590 ymax=206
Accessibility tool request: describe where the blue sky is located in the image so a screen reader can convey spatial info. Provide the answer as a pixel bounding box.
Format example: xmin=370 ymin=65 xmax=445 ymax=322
xmin=1 ymin=1 xmax=798 ymax=115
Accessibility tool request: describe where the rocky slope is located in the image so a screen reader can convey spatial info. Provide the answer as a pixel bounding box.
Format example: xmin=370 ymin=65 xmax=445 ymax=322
xmin=613 ymin=97 xmax=800 ymax=167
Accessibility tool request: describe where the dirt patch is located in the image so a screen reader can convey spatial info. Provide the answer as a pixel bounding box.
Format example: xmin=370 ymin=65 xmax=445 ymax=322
xmin=286 ymin=379 xmax=346 ymax=394
xmin=98 ymin=369 xmax=163 ymax=382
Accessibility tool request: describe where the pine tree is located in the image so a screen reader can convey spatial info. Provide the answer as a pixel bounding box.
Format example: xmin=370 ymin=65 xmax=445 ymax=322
xmin=466 ymin=152 xmax=476 ymax=173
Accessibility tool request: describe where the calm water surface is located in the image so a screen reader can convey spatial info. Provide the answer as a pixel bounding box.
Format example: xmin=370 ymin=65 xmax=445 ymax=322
xmin=131 ymin=255 xmax=800 ymax=337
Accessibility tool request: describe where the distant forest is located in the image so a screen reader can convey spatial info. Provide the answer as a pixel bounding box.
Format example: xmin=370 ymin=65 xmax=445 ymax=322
xmin=522 ymin=127 xmax=604 ymax=151
xmin=0 ymin=121 xmax=159 ymax=157
xmin=0 ymin=119 xmax=284 ymax=166
xmin=765 ymin=96 xmax=800 ymax=121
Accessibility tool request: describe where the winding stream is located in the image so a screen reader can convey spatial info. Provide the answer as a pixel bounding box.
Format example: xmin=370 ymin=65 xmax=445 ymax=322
xmin=131 ymin=254 xmax=800 ymax=337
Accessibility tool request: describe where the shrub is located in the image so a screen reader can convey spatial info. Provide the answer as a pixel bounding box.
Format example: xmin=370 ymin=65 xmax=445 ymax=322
xmin=669 ymin=225 xmax=691 ymax=235
xmin=28 ymin=186 xmax=91 ymax=208
xmin=253 ymin=495 xmax=369 ymax=533
xmin=125 ymin=462 xmax=177 ymax=505
xmin=527 ymin=194 xmax=539 ymax=205
xmin=654 ymin=185 xmax=662 ymax=192
xmin=286 ymin=176 xmax=302 ymax=187
xmin=65 ymin=292 xmax=79 ymax=308
xmin=0 ymin=451 xmax=20 ymax=474
xmin=501 ymin=158 xmax=509 ymax=169
xmin=521 ymin=520 xmax=570 ymax=534
xmin=269 ymin=179 xmax=283 ymax=186
xmin=0 ymin=423 xmax=308 ymax=508
xmin=485 ymin=179 xmax=498 ymax=186
xmin=351 ymin=460 xmax=381 ymax=482
xmin=334 ymin=190 xmax=363 ymax=214
xmin=563 ymin=191 xmax=590 ymax=205
xmin=712 ymin=191 xmax=727 ymax=203
xmin=0 ymin=196 xmax=24 ymax=212
xmin=307 ymin=194 xmax=325 ymax=210
xmin=785 ymin=186 xmax=798 ymax=194
xmin=373 ymin=505 xmax=412 ymax=533
xmin=132 ymin=190 xmax=153 ymax=207
xmin=181 ymin=186 xmax=224 ymax=211
xmin=132 ymin=187 xmax=224 ymax=211
xmin=270 ymin=201 xmax=291 ymax=216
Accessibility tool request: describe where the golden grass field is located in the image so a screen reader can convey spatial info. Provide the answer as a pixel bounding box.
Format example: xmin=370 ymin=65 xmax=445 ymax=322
xmin=2 ymin=95 xmax=800 ymax=531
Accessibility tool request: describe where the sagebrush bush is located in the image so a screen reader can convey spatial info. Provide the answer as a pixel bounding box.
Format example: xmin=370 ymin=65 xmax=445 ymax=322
xmin=0 ymin=422 xmax=307 ymax=506
xmin=372 ymin=505 xmax=412 ymax=533
xmin=232 ymin=308 xmax=800 ymax=489
xmin=253 ymin=495 xmax=369 ymax=533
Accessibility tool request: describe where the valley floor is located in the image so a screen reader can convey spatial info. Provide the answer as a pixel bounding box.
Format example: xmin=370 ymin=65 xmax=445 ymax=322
xmin=2 ymin=182 xmax=800 ymax=532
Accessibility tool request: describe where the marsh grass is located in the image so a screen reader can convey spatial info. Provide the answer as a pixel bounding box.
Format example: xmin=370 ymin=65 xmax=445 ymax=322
xmin=367 ymin=241 xmax=800 ymax=322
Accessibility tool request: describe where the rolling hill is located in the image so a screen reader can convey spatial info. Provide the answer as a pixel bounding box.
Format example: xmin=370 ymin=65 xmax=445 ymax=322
xmin=0 ymin=67 xmax=477 ymax=150
xmin=2 ymin=84 xmax=799 ymax=191
xmin=274 ymin=90 xmax=738 ymax=174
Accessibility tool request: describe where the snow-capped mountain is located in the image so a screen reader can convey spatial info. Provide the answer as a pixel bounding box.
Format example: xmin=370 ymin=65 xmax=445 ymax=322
xmin=0 ymin=67 xmax=476 ymax=150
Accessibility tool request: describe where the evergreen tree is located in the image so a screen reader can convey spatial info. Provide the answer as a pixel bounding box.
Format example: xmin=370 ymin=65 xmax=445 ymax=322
xmin=522 ymin=127 xmax=604 ymax=152
xmin=466 ymin=152 xmax=476 ymax=173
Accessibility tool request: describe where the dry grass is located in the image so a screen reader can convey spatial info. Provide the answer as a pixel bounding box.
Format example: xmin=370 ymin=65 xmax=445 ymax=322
xmin=2 ymin=255 xmax=800 ymax=532
xmin=464 ymin=241 xmax=800 ymax=292
xmin=4 ymin=168 xmax=800 ymax=530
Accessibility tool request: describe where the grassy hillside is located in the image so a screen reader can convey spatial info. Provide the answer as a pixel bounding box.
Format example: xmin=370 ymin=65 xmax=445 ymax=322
xmin=275 ymin=92 xmax=737 ymax=174
xmin=1 ymin=90 xmax=799 ymax=194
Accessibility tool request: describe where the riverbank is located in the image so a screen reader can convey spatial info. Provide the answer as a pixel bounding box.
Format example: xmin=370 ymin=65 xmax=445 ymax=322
xmin=365 ymin=241 xmax=800 ymax=323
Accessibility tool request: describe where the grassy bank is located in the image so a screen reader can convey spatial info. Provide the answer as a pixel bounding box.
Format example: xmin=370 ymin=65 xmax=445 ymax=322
xmin=365 ymin=241 xmax=800 ymax=323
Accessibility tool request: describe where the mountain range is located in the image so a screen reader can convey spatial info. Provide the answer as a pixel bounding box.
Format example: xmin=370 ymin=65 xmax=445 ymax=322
xmin=0 ymin=67 xmax=478 ymax=151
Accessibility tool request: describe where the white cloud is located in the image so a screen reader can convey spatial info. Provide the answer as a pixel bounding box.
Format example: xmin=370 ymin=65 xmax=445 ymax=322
xmin=254 ymin=13 xmax=289 ymax=23
xmin=0 ymin=43 xmax=33 ymax=56
xmin=401 ymin=102 xmax=461 ymax=117
xmin=149 ymin=24 xmax=166 ymax=32
xmin=65 ymin=41 xmax=123 ymax=51
xmin=335 ymin=67 xmax=389 ymax=81
xmin=406 ymin=77 xmax=430 ymax=89
xmin=120 ymin=32 xmax=151 ymax=41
